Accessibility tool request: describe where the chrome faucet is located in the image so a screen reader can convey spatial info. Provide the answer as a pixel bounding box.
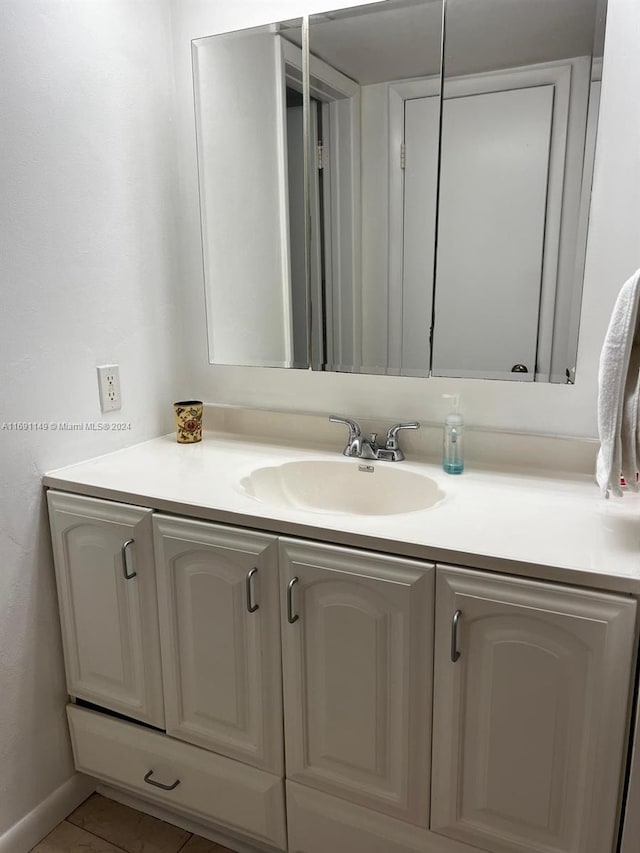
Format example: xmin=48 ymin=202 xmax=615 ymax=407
xmin=329 ymin=416 xmax=420 ymax=462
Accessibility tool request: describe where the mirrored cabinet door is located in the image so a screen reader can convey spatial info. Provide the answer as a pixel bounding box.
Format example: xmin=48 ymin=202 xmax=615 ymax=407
xmin=192 ymin=19 xmax=305 ymax=369
xmin=307 ymin=0 xmax=443 ymax=376
xmin=433 ymin=0 xmax=607 ymax=383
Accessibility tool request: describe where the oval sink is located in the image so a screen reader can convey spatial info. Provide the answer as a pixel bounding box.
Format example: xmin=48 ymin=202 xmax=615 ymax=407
xmin=240 ymin=460 xmax=444 ymax=516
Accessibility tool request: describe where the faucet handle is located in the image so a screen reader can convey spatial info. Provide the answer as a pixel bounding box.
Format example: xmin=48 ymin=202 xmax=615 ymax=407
xmin=385 ymin=422 xmax=420 ymax=451
xmin=329 ymin=415 xmax=361 ymax=439
xmin=329 ymin=415 xmax=364 ymax=458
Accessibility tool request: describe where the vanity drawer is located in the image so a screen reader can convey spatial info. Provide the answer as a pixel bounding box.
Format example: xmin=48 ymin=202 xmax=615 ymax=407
xmin=67 ymin=705 xmax=287 ymax=850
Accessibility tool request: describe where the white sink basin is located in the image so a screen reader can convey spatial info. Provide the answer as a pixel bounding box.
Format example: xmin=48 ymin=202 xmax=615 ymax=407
xmin=240 ymin=459 xmax=444 ymax=516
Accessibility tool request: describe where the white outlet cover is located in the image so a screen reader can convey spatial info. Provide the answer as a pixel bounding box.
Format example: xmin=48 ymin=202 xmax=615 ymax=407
xmin=97 ymin=364 xmax=121 ymax=412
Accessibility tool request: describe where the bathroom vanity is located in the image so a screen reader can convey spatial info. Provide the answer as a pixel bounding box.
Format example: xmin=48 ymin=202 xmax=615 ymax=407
xmin=39 ymin=0 xmax=635 ymax=849
xmin=44 ymin=415 xmax=640 ymax=853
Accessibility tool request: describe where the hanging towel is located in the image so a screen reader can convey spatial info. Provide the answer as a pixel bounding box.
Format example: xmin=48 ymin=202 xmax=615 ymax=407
xmin=620 ymin=340 xmax=640 ymax=489
xmin=596 ymin=268 xmax=640 ymax=497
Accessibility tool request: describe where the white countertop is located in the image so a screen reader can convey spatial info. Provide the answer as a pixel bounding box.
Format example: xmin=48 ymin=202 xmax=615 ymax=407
xmin=43 ymin=431 xmax=640 ymax=595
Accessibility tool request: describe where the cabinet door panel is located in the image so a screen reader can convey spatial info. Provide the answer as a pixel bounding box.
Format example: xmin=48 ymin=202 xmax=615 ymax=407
xmin=431 ymin=565 xmax=637 ymax=853
xmin=154 ymin=515 xmax=283 ymax=774
xmin=280 ymin=538 xmax=433 ymax=826
xmin=47 ymin=491 xmax=164 ymax=727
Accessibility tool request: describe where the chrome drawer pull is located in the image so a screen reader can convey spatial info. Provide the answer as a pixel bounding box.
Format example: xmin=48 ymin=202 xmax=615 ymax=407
xmin=287 ymin=577 xmax=299 ymax=624
xmin=246 ymin=566 xmax=259 ymax=613
xmin=144 ymin=770 xmax=180 ymax=791
xmin=451 ymin=609 xmax=462 ymax=662
xmin=121 ymin=539 xmax=136 ymax=580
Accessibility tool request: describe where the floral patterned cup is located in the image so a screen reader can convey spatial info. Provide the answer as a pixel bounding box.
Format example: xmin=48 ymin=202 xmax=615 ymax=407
xmin=174 ymin=400 xmax=203 ymax=443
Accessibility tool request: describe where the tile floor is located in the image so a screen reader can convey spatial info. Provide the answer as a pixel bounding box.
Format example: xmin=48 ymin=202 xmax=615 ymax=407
xmin=31 ymin=793 xmax=234 ymax=853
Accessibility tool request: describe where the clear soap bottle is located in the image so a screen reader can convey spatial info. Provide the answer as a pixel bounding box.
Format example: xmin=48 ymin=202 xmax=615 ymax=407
xmin=443 ymin=394 xmax=464 ymax=474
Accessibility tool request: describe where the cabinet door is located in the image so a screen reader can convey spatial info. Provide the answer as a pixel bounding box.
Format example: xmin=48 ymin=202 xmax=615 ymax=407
xmin=154 ymin=515 xmax=283 ymax=774
xmin=47 ymin=491 xmax=164 ymax=727
xmin=280 ymin=538 xmax=433 ymax=826
xmin=431 ymin=565 xmax=637 ymax=853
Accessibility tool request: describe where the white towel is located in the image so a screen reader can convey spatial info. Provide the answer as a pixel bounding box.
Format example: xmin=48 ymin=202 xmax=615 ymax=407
xmin=620 ymin=341 xmax=640 ymax=489
xmin=596 ymin=268 xmax=640 ymax=497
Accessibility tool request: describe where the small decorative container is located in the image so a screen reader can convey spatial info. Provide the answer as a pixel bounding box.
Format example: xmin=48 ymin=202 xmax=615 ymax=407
xmin=174 ymin=400 xmax=203 ymax=443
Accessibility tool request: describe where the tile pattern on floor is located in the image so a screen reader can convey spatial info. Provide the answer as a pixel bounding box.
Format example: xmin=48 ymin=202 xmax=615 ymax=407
xmin=30 ymin=794 xmax=235 ymax=853
xmin=180 ymin=839 xmax=233 ymax=853
xmin=31 ymin=821 xmax=124 ymax=853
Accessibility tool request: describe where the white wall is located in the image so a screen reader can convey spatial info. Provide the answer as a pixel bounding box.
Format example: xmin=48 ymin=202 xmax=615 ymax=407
xmin=173 ymin=0 xmax=640 ymax=439
xmin=0 ymin=0 xmax=181 ymax=840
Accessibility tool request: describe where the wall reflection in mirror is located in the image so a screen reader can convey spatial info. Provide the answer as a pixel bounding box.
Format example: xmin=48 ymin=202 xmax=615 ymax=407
xmin=192 ymin=19 xmax=305 ymax=368
xmin=192 ymin=0 xmax=607 ymax=382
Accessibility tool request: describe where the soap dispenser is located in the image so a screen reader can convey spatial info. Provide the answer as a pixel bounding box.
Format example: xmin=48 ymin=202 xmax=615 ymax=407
xmin=443 ymin=394 xmax=464 ymax=474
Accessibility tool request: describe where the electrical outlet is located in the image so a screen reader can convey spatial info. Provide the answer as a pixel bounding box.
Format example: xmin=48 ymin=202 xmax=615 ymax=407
xmin=97 ymin=364 xmax=121 ymax=412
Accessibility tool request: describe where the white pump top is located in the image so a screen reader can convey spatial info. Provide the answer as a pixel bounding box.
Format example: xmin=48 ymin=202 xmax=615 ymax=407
xmin=443 ymin=393 xmax=464 ymax=427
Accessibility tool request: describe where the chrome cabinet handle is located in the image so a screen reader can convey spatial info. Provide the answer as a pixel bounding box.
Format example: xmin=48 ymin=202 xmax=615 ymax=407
xmin=287 ymin=577 xmax=299 ymax=624
xmin=246 ymin=567 xmax=259 ymax=613
xmin=451 ymin=609 xmax=462 ymax=662
xmin=121 ymin=539 xmax=136 ymax=580
xmin=144 ymin=770 xmax=180 ymax=791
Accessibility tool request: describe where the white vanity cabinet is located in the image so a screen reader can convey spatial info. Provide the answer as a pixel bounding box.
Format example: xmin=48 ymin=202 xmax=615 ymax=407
xmin=153 ymin=514 xmax=283 ymax=774
xmin=279 ymin=538 xmax=434 ymax=827
xmin=52 ymin=505 xmax=289 ymax=850
xmin=431 ymin=566 xmax=637 ymax=853
xmin=47 ymin=491 xmax=165 ymax=728
xmin=46 ymin=487 xmax=639 ymax=853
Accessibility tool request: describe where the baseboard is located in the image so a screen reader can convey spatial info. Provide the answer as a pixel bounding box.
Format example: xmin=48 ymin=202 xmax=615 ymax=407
xmin=96 ymin=784 xmax=279 ymax=853
xmin=0 ymin=773 xmax=96 ymax=853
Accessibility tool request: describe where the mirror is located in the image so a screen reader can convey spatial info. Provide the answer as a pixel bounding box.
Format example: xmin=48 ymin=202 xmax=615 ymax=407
xmin=434 ymin=0 xmax=607 ymax=382
xmin=192 ymin=19 xmax=305 ymax=368
xmin=306 ymin=0 xmax=443 ymax=375
xmin=193 ymin=0 xmax=607 ymax=382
